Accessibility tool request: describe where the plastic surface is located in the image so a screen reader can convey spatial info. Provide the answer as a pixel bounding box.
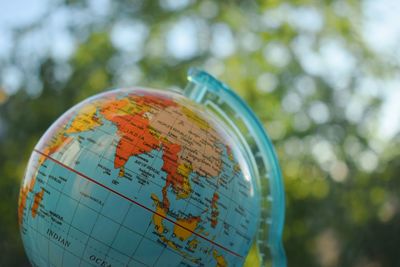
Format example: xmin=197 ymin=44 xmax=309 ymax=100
xmin=19 ymin=87 xmax=263 ymax=266
xmin=184 ymin=68 xmax=286 ymax=267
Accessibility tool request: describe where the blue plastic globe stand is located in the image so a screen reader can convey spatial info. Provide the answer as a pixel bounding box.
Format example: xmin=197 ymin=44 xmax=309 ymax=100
xmin=183 ymin=68 xmax=286 ymax=267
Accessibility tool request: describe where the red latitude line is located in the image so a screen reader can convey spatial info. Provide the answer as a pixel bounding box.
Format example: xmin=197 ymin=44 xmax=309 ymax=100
xmin=33 ymin=149 xmax=243 ymax=258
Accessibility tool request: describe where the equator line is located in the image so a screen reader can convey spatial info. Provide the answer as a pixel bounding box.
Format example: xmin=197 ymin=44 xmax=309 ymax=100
xmin=33 ymin=149 xmax=243 ymax=258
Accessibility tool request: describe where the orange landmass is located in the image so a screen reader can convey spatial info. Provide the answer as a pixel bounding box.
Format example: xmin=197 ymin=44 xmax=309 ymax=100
xmin=19 ymin=124 xmax=72 ymax=226
xmin=211 ymin=192 xmax=219 ymax=228
xmin=20 ymin=97 xmax=106 ymax=226
xmin=98 ymin=94 xmax=177 ymax=172
xmin=109 ymin=113 xmax=160 ymax=169
xmin=161 ymin=142 xmax=182 ymax=209
xmin=149 ymin=104 xmax=223 ymax=179
xmin=18 ymin=176 xmax=36 ymax=226
xmin=226 ymin=145 xmax=234 ymax=162
xmin=38 ymin=131 xmax=72 ymax=167
xmin=213 ymin=250 xmax=227 ymax=267
xmin=19 ymin=94 xmax=175 ymax=227
xmin=174 ymin=216 xmax=201 ymax=241
xmin=151 ymin=193 xmax=201 ymax=263
xmin=139 ymin=98 xmax=226 ymax=250
xmin=31 ymin=188 xmax=45 ymax=218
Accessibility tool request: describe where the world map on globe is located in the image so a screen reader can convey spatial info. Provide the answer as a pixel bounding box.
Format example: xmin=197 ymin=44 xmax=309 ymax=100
xmin=18 ymin=88 xmax=260 ymax=267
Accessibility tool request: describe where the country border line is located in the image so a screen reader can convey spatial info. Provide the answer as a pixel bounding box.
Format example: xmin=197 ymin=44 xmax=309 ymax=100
xmin=33 ymin=149 xmax=243 ymax=258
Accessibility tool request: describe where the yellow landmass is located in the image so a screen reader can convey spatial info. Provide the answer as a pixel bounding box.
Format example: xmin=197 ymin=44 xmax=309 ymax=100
xmin=20 ymin=126 xmax=71 ymax=226
xmin=213 ymin=250 xmax=228 ymax=267
xmin=148 ymin=125 xmax=162 ymax=140
xmin=66 ymin=103 xmax=103 ymax=134
xmin=118 ymin=166 xmax=125 ymax=177
xmin=151 ymin=194 xmax=166 ymax=234
xmin=234 ymin=164 xmax=241 ymax=173
xmin=100 ymin=96 xmax=146 ymax=121
xmin=150 ymin=191 xmax=202 ymax=264
xmin=176 ymin=163 xmax=192 ymax=199
xmin=174 ymin=216 xmax=201 ymax=241
xmin=162 ymin=236 xmax=178 ymax=250
xmin=162 ymin=236 xmax=201 ymax=264
xmin=181 ymin=105 xmax=210 ymax=130
xmin=188 ymin=239 xmax=199 ymax=250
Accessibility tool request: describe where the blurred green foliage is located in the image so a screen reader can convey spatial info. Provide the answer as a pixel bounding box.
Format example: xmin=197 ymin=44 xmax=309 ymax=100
xmin=0 ymin=0 xmax=399 ymax=266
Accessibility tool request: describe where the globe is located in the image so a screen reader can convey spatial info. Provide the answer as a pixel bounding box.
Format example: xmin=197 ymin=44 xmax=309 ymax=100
xmin=18 ymin=70 xmax=286 ymax=267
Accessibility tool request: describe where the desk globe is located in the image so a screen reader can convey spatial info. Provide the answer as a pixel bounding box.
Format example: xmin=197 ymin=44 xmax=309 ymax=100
xmin=18 ymin=69 xmax=286 ymax=267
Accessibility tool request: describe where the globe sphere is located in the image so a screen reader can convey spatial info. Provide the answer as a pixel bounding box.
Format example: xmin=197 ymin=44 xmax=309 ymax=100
xmin=18 ymin=88 xmax=260 ymax=267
